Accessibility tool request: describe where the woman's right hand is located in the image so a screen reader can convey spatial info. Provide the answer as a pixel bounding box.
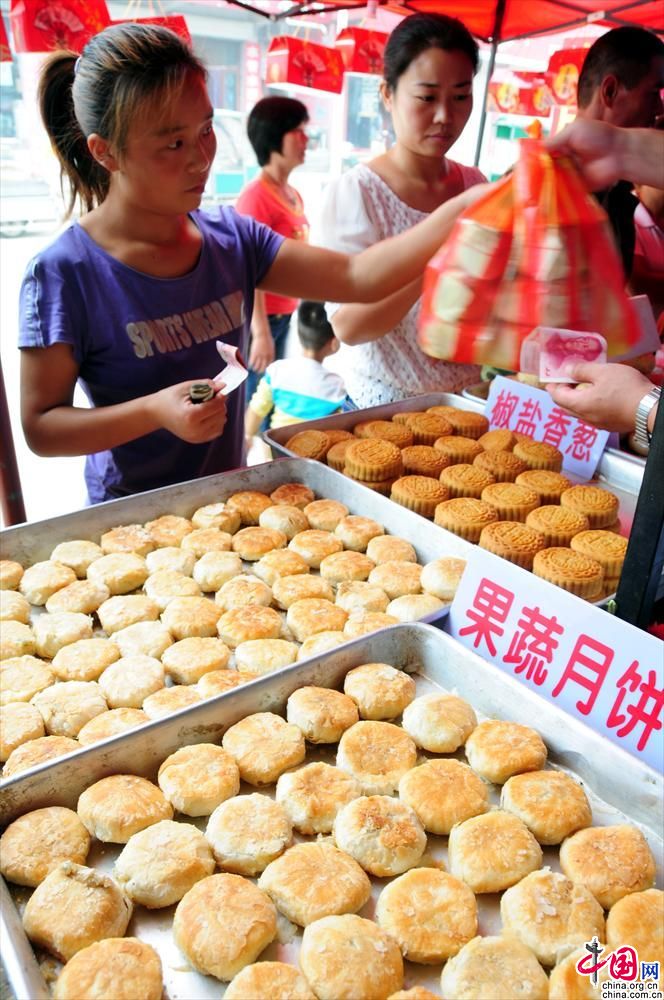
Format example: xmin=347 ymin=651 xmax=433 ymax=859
xmin=150 ymin=381 xmax=228 ymax=443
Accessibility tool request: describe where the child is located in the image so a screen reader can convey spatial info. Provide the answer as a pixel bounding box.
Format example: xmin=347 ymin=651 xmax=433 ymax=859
xmin=245 ymin=302 xmax=345 ymax=445
xmin=19 ymin=23 xmax=486 ymax=505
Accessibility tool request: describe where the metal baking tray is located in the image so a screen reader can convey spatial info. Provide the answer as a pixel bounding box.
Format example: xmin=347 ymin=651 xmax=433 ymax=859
xmin=0 ymin=457 xmax=473 ymax=616
xmin=2 ymin=623 xmax=661 ymax=1000
xmin=264 ymin=391 xmax=486 ymax=460
xmin=263 ymin=393 xmax=639 ymax=569
xmin=0 ymin=458 xmax=476 ymax=788
xmin=0 ymin=457 xmax=470 ymax=569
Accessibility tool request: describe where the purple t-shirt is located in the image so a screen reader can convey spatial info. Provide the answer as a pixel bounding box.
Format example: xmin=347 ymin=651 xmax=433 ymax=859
xmin=19 ymin=206 xmax=284 ymax=503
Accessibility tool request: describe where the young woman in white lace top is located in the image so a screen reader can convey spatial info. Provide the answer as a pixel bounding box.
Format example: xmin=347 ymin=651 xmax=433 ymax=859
xmin=319 ymin=13 xmax=486 ymax=408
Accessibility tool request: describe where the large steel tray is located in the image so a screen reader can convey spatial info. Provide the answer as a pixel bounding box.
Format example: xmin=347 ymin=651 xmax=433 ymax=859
xmin=0 ymin=458 xmax=477 ymax=789
xmin=264 ymin=392 xmax=483 ymax=460
xmin=263 ymin=393 xmax=639 ymax=585
xmin=0 ymin=457 xmax=473 ymax=570
xmin=1 ymin=623 xmax=662 ymax=1000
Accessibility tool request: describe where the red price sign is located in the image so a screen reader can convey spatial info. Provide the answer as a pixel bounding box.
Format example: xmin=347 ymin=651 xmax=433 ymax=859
xmin=447 ymin=549 xmax=663 ymax=771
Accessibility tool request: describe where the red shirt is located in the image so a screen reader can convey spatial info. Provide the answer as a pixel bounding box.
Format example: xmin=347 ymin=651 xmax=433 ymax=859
xmin=236 ymin=176 xmax=309 ymax=316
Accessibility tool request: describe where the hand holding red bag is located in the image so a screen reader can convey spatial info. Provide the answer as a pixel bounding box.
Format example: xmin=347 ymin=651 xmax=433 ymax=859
xmin=418 ymin=140 xmax=641 ymax=371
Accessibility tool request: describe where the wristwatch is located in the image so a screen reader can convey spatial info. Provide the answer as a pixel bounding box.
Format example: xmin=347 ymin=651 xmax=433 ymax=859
xmin=633 ymin=386 xmax=661 ymax=453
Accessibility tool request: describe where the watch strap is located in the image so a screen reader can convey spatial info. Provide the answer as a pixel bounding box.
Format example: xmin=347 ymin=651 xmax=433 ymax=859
xmin=634 ymin=386 xmax=661 ymax=451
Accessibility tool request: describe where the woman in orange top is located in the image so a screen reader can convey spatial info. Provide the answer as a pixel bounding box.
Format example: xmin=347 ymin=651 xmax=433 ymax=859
xmin=236 ymin=96 xmax=310 ymax=409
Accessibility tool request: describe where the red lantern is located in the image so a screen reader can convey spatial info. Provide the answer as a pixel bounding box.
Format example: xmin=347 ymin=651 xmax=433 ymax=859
xmin=335 ymin=26 xmax=387 ymax=76
xmin=546 ymin=47 xmax=590 ymax=106
xmin=112 ymin=14 xmax=191 ymax=44
xmin=266 ymin=36 xmax=344 ymax=94
xmin=9 ymin=0 xmax=110 ymax=53
xmin=0 ymin=14 xmax=11 ymax=60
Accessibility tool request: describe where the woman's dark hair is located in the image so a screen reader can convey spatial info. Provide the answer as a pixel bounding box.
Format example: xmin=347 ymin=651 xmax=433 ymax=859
xmin=247 ymin=96 xmax=308 ymax=167
xmin=297 ymin=301 xmax=334 ymax=352
xmin=38 ymin=23 xmax=206 ymax=217
xmin=383 ymin=12 xmax=479 ymax=91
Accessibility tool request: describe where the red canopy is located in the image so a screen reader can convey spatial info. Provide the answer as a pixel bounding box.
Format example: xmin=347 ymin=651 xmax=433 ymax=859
xmin=223 ymin=0 xmax=662 ymax=42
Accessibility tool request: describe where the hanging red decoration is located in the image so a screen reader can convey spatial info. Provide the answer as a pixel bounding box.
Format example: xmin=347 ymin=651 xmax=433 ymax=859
xmin=511 ymin=71 xmax=552 ymax=117
xmin=266 ymin=35 xmax=344 ymax=94
xmin=112 ymin=14 xmax=191 ymax=44
xmin=488 ymin=73 xmax=551 ymax=117
xmin=9 ymin=0 xmax=110 ymax=54
xmin=0 ymin=14 xmax=12 ymax=61
xmin=335 ymin=26 xmax=388 ymax=75
xmin=518 ymin=83 xmax=552 ymax=117
xmin=546 ymin=46 xmax=590 ymax=106
xmin=487 ymin=79 xmax=520 ymax=113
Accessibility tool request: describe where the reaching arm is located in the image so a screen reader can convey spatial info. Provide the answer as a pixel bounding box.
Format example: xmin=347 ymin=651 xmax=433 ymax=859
xmin=20 ymin=343 xmax=228 ymax=458
xmin=331 ymin=278 xmax=423 ymax=345
xmin=546 ymin=120 xmax=664 ymax=190
xmin=247 ymin=289 xmax=275 ymax=373
xmin=244 ymin=405 xmax=262 ymax=441
xmin=244 ymin=376 xmax=273 ymax=444
xmin=260 ymin=184 xmax=490 ymax=305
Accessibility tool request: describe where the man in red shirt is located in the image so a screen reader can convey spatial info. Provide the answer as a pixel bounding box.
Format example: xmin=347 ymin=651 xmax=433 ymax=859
xmin=236 ymin=97 xmax=310 ymax=414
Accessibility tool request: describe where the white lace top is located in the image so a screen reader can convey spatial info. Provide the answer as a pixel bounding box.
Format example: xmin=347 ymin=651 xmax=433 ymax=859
xmin=320 ymin=161 xmax=485 ymax=408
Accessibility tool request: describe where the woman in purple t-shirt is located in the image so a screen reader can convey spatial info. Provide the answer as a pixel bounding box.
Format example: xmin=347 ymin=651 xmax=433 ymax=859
xmin=20 ymin=22 xmax=487 ymax=504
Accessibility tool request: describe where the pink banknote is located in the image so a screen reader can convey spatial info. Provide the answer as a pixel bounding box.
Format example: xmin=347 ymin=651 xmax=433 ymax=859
xmin=520 ymin=327 xmax=607 ymax=383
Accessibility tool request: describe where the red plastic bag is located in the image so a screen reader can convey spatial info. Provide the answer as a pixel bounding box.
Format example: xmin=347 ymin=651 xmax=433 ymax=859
xmin=418 ymin=140 xmax=641 ymax=371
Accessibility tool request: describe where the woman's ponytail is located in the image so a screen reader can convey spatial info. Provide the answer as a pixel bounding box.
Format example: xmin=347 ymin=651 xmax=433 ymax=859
xmin=38 ymin=51 xmax=109 ymax=217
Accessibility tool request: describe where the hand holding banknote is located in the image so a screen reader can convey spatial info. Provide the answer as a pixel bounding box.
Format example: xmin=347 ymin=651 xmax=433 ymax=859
xmin=547 ymin=362 xmax=655 ymax=432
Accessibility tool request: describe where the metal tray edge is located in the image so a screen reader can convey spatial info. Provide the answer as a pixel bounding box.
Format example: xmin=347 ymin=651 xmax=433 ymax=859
xmin=1 ymin=877 xmax=49 ymax=1000
xmin=0 ymin=458 xmax=475 ymax=567
xmin=263 ymin=391 xmax=485 ymax=457
xmin=2 ymin=624 xmax=660 ymax=827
